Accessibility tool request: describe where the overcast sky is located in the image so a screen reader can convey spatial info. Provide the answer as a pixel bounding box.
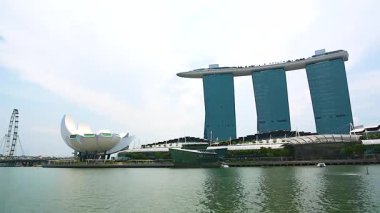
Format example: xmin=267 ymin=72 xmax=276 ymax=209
xmin=1 ymin=0 xmax=380 ymax=156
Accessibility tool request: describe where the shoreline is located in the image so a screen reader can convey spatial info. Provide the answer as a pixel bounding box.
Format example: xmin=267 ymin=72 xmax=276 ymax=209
xmin=41 ymin=159 xmax=380 ymax=168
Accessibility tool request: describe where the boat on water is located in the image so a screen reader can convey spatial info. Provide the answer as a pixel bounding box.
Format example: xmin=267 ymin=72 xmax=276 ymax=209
xmin=169 ymin=142 xmax=227 ymax=168
xmin=221 ymin=163 xmax=229 ymax=168
xmin=316 ymin=162 xmax=326 ymax=167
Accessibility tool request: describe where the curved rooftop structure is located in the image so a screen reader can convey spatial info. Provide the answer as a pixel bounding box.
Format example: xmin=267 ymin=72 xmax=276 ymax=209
xmin=283 ymin=134 xmax=359 ymax=145
xmin=60 ymin=114 xmax=134 ymax=155
xmin=350 ymin=124 xmax=380 ymax=134
xmin=177 ymin=50 xmax=349 ymax=78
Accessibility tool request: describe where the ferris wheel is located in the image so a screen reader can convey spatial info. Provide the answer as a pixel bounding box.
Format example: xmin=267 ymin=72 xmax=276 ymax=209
xmin=1 ymin=109 xmax=23 ymax=158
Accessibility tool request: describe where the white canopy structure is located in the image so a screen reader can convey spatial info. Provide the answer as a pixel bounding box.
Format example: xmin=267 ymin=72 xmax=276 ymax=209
xmin=283 ymin=134 xmax=360 ymax=144
xmin=60 ymin=114 xmax=134 ymax=155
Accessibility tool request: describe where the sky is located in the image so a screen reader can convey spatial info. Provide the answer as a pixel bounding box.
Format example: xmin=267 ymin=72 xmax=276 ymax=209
xmin=1 ymin=0 xmax=380 ymax=156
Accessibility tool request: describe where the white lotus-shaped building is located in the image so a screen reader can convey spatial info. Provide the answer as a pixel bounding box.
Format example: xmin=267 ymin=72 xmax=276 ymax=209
xmin=61 ymin=115 xmax=134 ymax=156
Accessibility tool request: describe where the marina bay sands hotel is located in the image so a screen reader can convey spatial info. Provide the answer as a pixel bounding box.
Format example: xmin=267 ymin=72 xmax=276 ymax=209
xmin=177 ymin=49 xmax=353 ymax=141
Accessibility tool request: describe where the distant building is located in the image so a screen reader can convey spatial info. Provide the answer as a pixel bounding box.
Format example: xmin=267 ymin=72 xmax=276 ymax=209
xmin=177 ymin=50 xmax=353 ymax=140
xmin=306 ymin=58 xmax=353 ymax=134
xmin=351 ymin=124 xmax=380 ymax=135
xmin=60 ymin=115 xmax=134 ymax=160
xmin=283 ymin=134 xmax=360 ymax=160
xmin=203 ymin=73 xmax=236 ymax=141
xmin=252 ymin=68 xmax=291 ymax=133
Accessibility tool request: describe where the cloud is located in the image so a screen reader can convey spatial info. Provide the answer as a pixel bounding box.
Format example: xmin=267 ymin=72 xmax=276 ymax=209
xmin=0 ymin=1 xmax=318 ymax=136
xmin=349 ymin=70 xmax=380 ymax=125
xmin=0 ymin=0 xmax=380 ymax=155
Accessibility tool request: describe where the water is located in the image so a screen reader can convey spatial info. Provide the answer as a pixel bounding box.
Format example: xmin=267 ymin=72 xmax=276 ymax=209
xmin=1 ymin=165 xmax=380 ymax=212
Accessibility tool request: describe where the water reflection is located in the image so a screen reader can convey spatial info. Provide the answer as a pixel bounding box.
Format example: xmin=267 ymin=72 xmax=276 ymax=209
xmin=196 ymin=166 xmax=376 ymax=212
xmin=199 ymin=168 xmax=249 ymax=212
xmin=256 ymin=166 xmax=377 ymax=212
xmin=292 ymin=167 xmax=327 ymax=212
xmin=257 ymin=167 xmax=302 ymax=212
xmin=55 ymin=169 xmax=121 ymax=212
xmin=1 ymin=166 xmax=379 ymax=212
xmin=320 ymin=166 xmax=374 ymax=212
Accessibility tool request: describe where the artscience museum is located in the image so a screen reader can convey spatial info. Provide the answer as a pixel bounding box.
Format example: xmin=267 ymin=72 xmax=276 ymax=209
xmin=60 ymin=115 xmax=134 ymax=160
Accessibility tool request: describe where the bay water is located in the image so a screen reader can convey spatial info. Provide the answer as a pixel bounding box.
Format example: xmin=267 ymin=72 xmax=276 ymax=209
xmin=1 ymin=165 xmax=380 ymax=212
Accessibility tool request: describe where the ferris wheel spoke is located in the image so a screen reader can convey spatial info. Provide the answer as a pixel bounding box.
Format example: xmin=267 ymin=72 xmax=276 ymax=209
xmin=2 ymin=109 xmax=20 ymax=158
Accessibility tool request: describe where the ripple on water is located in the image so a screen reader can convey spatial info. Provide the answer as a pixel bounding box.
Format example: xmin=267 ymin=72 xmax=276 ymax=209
xmin=1 ymin=166 xmax=380 ymax=212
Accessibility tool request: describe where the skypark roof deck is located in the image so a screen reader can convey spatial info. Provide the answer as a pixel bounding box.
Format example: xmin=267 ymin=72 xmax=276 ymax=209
xmin=177 ymin=50 xmax=349 ymax=78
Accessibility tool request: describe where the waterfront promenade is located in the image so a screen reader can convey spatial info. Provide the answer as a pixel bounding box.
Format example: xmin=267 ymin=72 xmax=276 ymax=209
xmin=41 ymin=158 xmax=380 ymax=168
xmin=43 ymin=160 xmax=173 ymax=168
xmin=226 ymin=158 xmax=380 ymax=167
xmin=2 ymin=157 xmax=380 ymax=168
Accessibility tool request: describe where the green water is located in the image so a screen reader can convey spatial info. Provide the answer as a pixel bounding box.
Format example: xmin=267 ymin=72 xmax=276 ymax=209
xmin=1 ymin=165 xmax=380 ymax=212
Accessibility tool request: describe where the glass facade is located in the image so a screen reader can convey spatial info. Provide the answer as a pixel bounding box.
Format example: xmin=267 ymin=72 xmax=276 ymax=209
xmin=306 ymin=59 xmax=353 ymax=134
xmin=252 ymin=69 xmax=291 ymax=133
xmin=203 ymin=74 xmax=236 ymax=141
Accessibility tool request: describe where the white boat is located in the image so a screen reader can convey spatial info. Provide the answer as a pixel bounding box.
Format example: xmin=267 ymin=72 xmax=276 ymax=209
xmin=316 ymin=163 xmax=326 ymax=167
xmin=221 ymin=164 xmax=229 ymax=168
